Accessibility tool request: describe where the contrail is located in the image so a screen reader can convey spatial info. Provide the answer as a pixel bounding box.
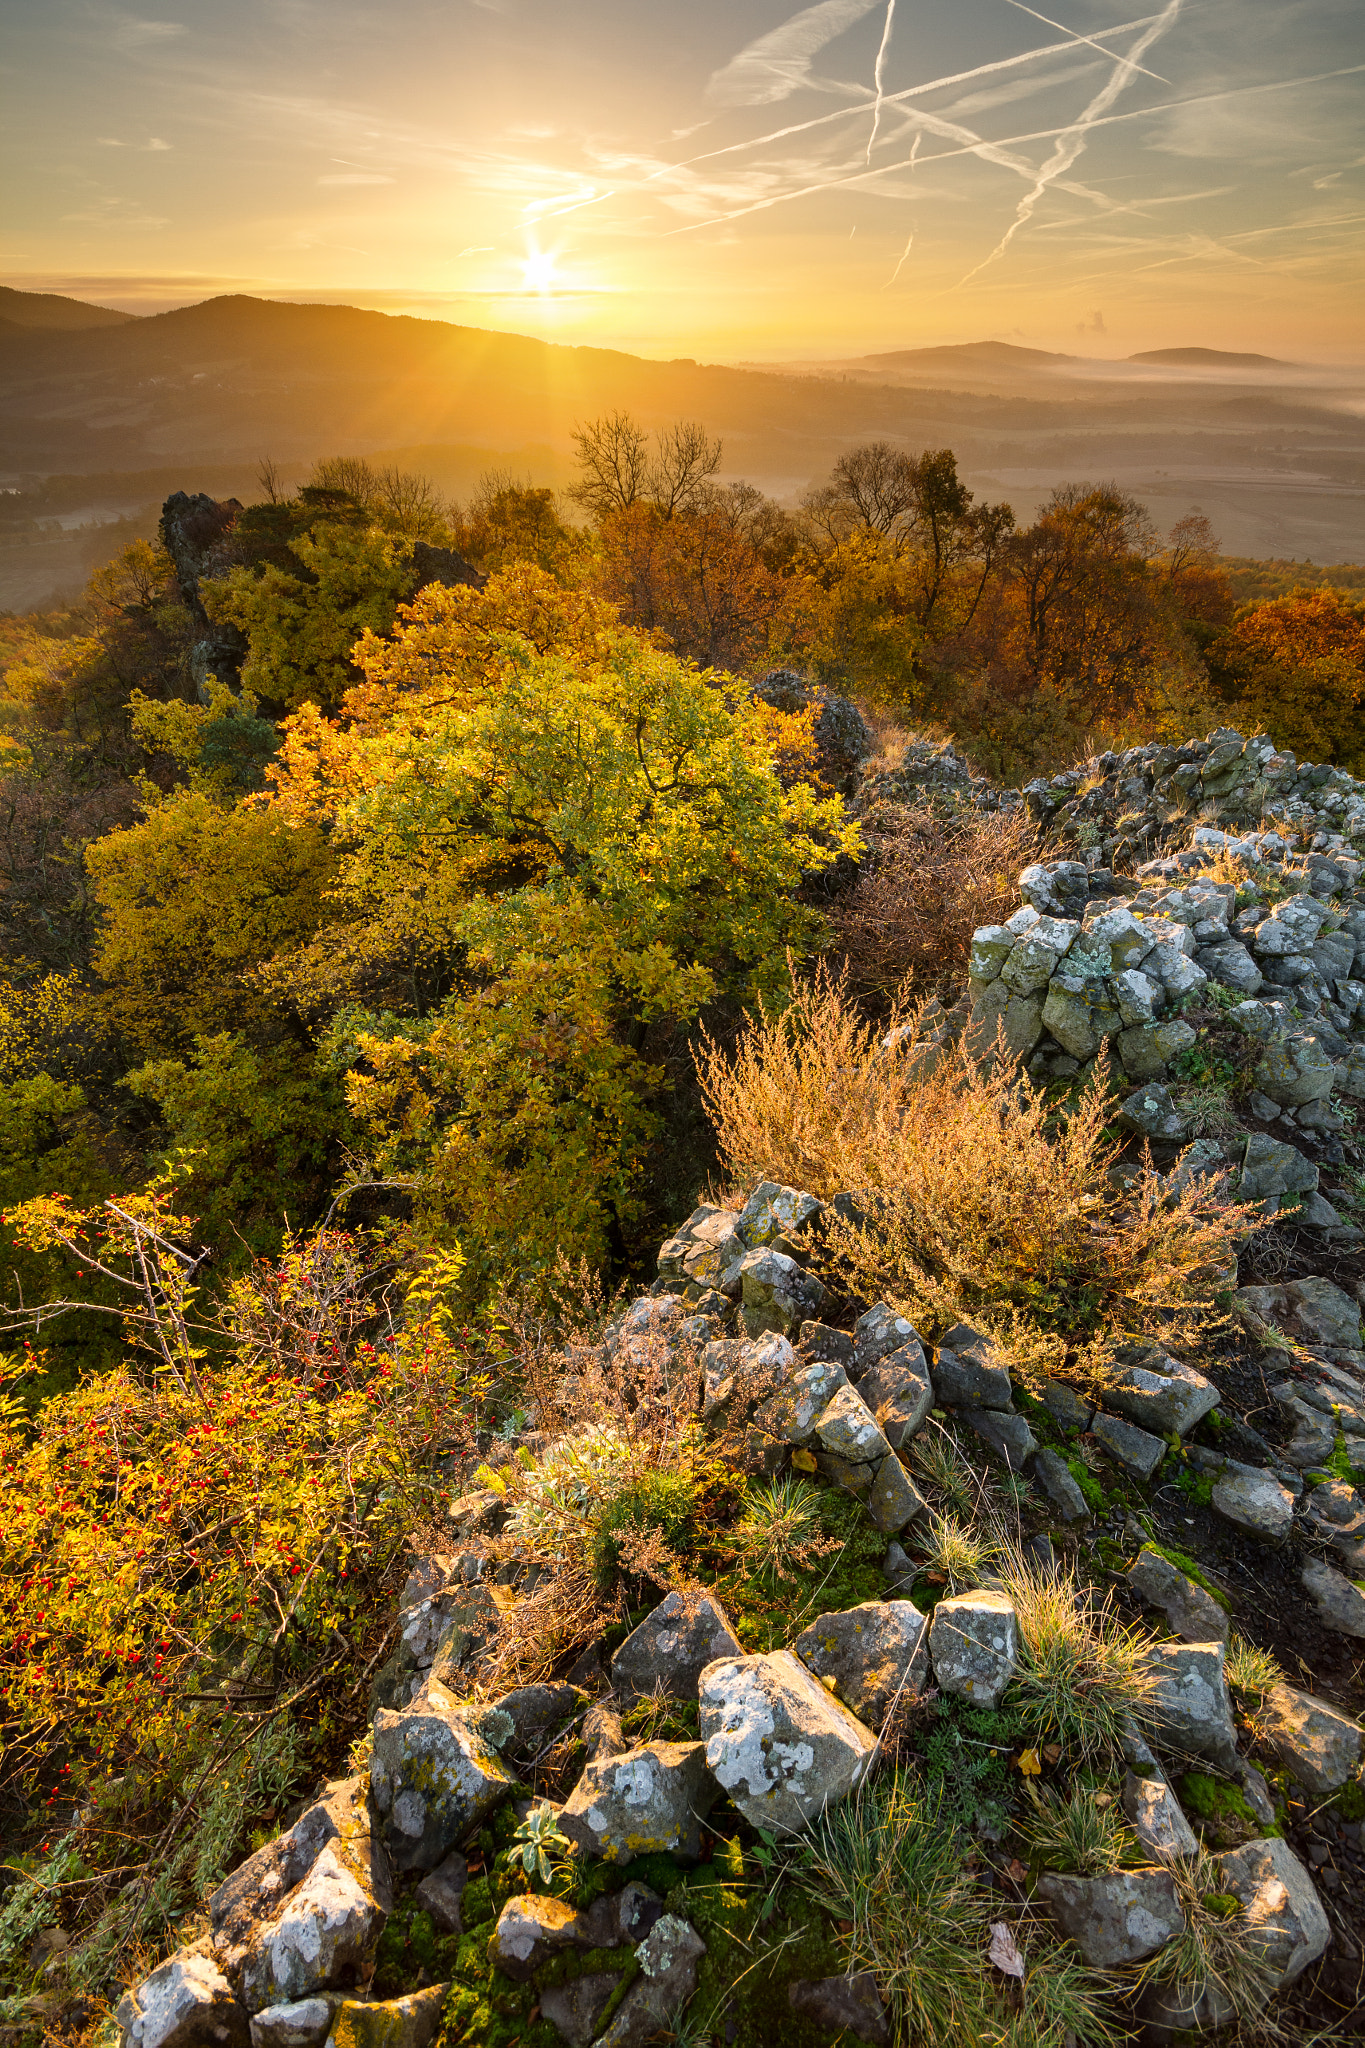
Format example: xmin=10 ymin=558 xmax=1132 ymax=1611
xmin=1000 ymin=0 xmax=1169 ymax=85
xmin=884 ymin=132 xmax=919 ymax=282
xmin=867 ymin=0 xmax=897 ymax=161
xmin=660 ymin=59 xmax=1365 ymax=234
xmin=958 ymin=0 xmax=1181 ymax=284
xmin=658 ymin=15 xmax=1165 ymax=173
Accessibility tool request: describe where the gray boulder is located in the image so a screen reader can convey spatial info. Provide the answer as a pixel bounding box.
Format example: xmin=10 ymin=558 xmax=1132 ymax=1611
xmin=813 ymin=1385 xmax=928 ymax=1532
xmin=851 ymin=1304 xmax=924 ymax=1376
xmin=1036 ymin=1868 xmax=1183 ymax=1967
xmin=247 ymin=2000 xmax=337 ymax=2048
xmin=1239 ymin=1132 xmax=1319 ymax=1204
xmin=927 ymin=1590 xmax=1018 ymax=1709
xmin=1105 ymin=1347 xmax=1219 ymax=1436
xmin=1128 ymin=1548 xmax=1229 ymax=1643
xmin=657 ymin=1205 xmax=745 ymax=1293
xmin=734 ymin=1180 xmax=823 ymax=1250
xmin=932 ymin=1325 xmax=1012 ymax=1409
xmin=1259 ymin=1682 xmax=1364 ymax=1796
xmin=1211 ymin=1466 xmax=1295 ymax=1540
xmin=559 ymin=1742 xmax=714 ymax=1864
xmin=1091 ymin=1411 xmax=1165 ymax=1481
xmin=1148 ymin=1641 xmax=1239 ymax=1771
xmin=489 ymin=1894 xmax=582 ymax=1980
xmin=118 ymin=1948 xmax=249 ymax=2048
xmin=318 ymin=1987 xmax=445 ymax=2048
xmin=737 ymin=1246 xmax=826 ymax=1337
xmin=1284 ymin=1275 xmax=1363 ymax=1351
xmin=1301 ymin=1557 xmax=1365 ymax=1638
xmin=539 ymin=1976 xmax=618 ymax=2048
xmin=1031 ymin=1448 xmax=1091 ymax=1523
xmin=596 ymin=1914 xmax=707 ymax=2048
xmin=1121 ymin=1769 xmax=1197 ymax=1860
xmin=611 ymin=1590 xmax=743 ymax=1701
xmin=211 ymin=1780 xmax=369 ymax=1976
xmin=752 ymin=1352 xmax=848 ymax=1451
xmin=237 ymin=1841 xmax=391 ymax=2015
xmin=698 ymin=1650 xmax=876 ymax=1831
xmin=793 ymin=1600 xmax=930 ymax=1728
xmin=857 ymin=1346 xmax=933 ymax=1449
xmin=412 ymin=1851 xmax=466 ymax=1936
xmin=370 ymin=1696 xmax=517 ymax=1872
xmin=1254 ymin=1033 xmax=1336 ymax=1108
xmin=1118 ymin=1085 xmax=1186 ymax=1141
xmin=959 ymin=1406 xmax=1037 ymax=1469
xmin=1219 ymin=1837 xmax=1330 ymax=1987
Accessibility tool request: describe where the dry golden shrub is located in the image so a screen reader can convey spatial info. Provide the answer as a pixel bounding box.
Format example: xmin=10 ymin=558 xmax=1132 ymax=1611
xmin=826 ymin=800 xmax=1043 ymax=1004
xmin=696 ymin=969 xmax=1260 ymax=1384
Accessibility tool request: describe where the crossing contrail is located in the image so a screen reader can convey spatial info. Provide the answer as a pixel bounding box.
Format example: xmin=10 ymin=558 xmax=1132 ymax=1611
xmin=866 ymin=0 xmax=897 ymax=161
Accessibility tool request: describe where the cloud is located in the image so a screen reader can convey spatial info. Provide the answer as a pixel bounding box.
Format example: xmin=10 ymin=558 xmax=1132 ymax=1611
xmin=707 ymin=0 xmax=883 ymax=108
xmin=112 ymin=17 xmax=187 ymax=46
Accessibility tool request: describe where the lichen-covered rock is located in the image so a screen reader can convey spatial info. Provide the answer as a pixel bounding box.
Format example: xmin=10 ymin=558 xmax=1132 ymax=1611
xmin=1128 ymin=1548 xmax=1229 ymax=1642
xmin=595 ymin=1914 xmax=707 ymax=2048
xmin=611 ymin=1590 xmax=743 ymax=1701
xmin=851 ymin=1304 xmax=924 ymax=1376
xmin=1118 ymin=1084 xmax=1186 ymax=1141
xmin=752 ymin=1352 xmax=848 ymax=1450
xmin=1253 ymin=1033 xmax=1336 ymax=1108
xmin=1121 ymin=1769 xmax=1198 ymax=1860
xmin=558 ymin=1742 xmax=714 ymax=1864
xmin=237 ymin=1842 xmax=391 ymax=2016
xmin=1036 ymin=1868 xmax=1183 ymax=1966
xmin=734 ymin=1180 xmax=823 ymax=1249
xmin=657 ymin=1205 xmax=745 ymax=1292
xmin=1259 ymin=1682 xmax=1364 ymax=1796
xmin=813 ymin=1385 xmax=927 ymax=1531
xmin=793 ymin=1600 xmax=930 ymax=1727
xmin=1147 ymin=1641 xmax=1239 ymax=1771
xmin=1105 ymin=1346 xmax=1219 ymax=1436
xmin=698 ymin=1650 xmax=876 ymax=1831
xmin=931 ymin=1325 xmax=1012 ymax=1409
xmin=118 ymin=1947 xmax=249 ymax=2048
xmin=856 ymin=1347 xmax=933 ymax=1450
xmin=1219 ymin=1836 xmax=1330 ymax=1987
xmin=248 ymin=1999 xmax=337 ymax=2048
xmin=1091 ymin=1411 xmax=1166 ymax=1480
xmin=737 ymin=1246 xmax=826 ymax=1337
xmin=321 ymin=1985 xmax=446 ymax=2048
xmin=1283 ymin=1275 xmax=1363 ymax=1351
xmin=369 ymin=1696 xmax=517 ymax=1872
xmin=1239 ymin=1132 xmax=1319 ymax=1204
xmin=1210 ymin=1465 xmax=1295 ymax=1540
xmin=1301 ymin=1557 xmax=1365 ymax=1637
xmin=211 ymin=1781 xmax=369 ymax=1977
xmin=488 ymin=1894 xmax=582 ymax=1980
xmin=927 ymin=1590 xmax=1018 ymax=1709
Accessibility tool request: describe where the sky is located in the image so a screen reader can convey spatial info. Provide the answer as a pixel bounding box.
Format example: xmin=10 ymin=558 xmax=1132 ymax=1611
xmin=1 ymin=0 xmax=1362 ymax=361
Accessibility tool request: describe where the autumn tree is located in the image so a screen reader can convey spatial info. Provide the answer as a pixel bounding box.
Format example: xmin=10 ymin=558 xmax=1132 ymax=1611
xmin=1203 ymin=586 xmax=1365 ymax=770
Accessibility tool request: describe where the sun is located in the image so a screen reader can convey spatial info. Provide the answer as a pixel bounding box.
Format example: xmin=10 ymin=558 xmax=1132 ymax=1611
xmin=521 ymin=246 xmax=560 ymax=294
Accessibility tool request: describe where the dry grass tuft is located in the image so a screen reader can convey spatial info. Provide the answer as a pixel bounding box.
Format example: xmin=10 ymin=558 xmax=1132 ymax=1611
xmin=697 ymin=967 xmax=1259 ymax=1377
xmin=827 ymin=801 xmax=1044 ymax=1005
xmin=1002 ymin=1553 xmax=1156 ymax=1766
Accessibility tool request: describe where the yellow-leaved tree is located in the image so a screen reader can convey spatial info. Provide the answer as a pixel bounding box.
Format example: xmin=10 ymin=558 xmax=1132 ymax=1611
xmin=264 ymin=564 xmax=859 ymax=1279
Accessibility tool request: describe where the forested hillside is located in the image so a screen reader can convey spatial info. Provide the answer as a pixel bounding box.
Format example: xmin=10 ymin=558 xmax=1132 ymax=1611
xmin=2 ymin=426 xmax=1364 ymax=2048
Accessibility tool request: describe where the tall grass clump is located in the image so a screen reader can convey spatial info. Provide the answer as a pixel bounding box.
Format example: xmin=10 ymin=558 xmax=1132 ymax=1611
xmin=805 ymin=1773 xmax=1120 ymax=2047
xmin=696 ymin=965 xmax=1257 ymax=1380
xmin=1003 ymin=1555 xmax=1156 ymax=1766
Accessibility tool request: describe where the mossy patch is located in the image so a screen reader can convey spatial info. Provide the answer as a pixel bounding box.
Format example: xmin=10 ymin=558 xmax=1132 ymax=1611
xmin=660 ymin=1871 xmax=847 ymax=2048
xmin=1140 ymin=1540 xmax=1231 ymax=1612
xmin=1065 ymin=1455 xmax=1107 ymax=1514
xmin=1178 ymin=1772 xmax=1259 ymax=1849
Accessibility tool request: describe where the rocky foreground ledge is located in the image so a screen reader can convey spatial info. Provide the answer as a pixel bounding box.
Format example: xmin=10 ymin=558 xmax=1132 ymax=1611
xmin=116 ymin=1194 xmax=1365 ymax=2048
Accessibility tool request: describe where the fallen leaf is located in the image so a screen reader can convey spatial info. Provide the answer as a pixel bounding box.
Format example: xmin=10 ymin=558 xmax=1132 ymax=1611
xmin=791 ymin=1448 xmax=817 ymax=1472
xmin=1016 ymin=1748 xmax=1042 ymax=1776
xmin=836 ymin=1919 xmax=853 ymax=1935
xmin=989 ymin=1921 xmax=1025 ymax=1980
xmin=1006 ymin=1858 xmax=1028 ymax=1883
xmin=1094 ymin=1792 xmax=1112 ymax=1810
xmin=1042 ymin=1744 xmax=1062 ymax=1764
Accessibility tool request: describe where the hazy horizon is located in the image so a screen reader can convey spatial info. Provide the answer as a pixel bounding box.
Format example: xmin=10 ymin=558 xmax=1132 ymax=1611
xmin=3 ymin=0 xmax=1363 ymax=363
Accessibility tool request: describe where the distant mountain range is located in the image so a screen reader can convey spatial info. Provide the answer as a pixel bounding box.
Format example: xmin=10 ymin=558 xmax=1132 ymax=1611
xmin=0 ymin=288 xmax=1359 ymax=594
